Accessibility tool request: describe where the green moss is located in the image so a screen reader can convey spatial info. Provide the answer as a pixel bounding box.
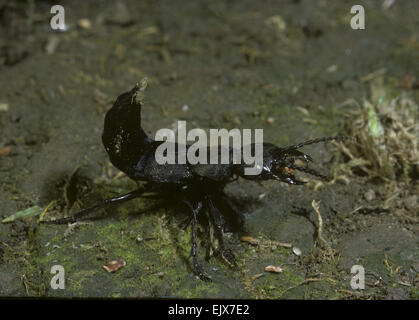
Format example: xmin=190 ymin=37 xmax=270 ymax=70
xmin=410 ymin=287 xmax=419 ymax=300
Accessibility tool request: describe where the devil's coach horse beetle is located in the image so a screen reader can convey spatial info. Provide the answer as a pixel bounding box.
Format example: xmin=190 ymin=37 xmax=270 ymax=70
xmin=42 ymin=79 xmax=352 ymax=281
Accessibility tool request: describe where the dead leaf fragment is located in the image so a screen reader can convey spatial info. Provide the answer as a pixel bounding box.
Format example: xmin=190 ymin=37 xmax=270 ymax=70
xmin=264 ymin=265 xmax=283 ymax=273
xmin=2 ymin=205 xmax=42 ymax=223
xmin=0 ymin=146 xmax=11 ymax=158
xmin=251 ymin=273 xmax=264 ymax=282
xmin=103 ymin=259 xmax=126 ymax=273
xmin=240 ymin=236 xmax=259 ymax=245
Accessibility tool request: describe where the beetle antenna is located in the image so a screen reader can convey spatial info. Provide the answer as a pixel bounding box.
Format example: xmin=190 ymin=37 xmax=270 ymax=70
xmin=283 ymin=136 xmax=355 ymax=151
xmin=291 ymin=165 xmax=330 ymax=181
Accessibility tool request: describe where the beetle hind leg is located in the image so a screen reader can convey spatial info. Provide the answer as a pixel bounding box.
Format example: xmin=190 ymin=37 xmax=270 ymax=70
xmin=207 ymin=198 xmax=238 ymax=269
xmin=182 ymin=200 xmax=212 ymax=282
xmin=40 ymin=188 xmax=147 ymax=225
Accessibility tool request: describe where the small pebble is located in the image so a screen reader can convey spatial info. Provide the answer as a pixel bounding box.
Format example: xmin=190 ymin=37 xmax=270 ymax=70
xmin=364 ymin=189 xmax=375 ymax=202
xmin=267 ymin=117 xmax=275 ymax=124
xmin=0 ymin=102 xmax=9 ymax=112
xmin=292 ymin=247 xmax=302 ymax=256
xmin=327 ymin=64 xmax=338 ymax=73
xmin=78 ymin=18 xmax=92 ymax=30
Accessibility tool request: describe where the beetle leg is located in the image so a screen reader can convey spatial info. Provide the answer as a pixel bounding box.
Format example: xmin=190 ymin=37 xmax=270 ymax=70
xmin=183 ymin=200 xmax=212 ymax=282
xmin=41 ymin=188 xmax=147 ymax=225
xmin=213 ymin=194 xmax=245 ymax=233
xmin=207 ymin=198 xmax=238 ymax=268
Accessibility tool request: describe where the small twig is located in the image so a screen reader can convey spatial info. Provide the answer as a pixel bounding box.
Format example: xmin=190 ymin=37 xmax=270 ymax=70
xmin=383 ymin=191 xmax=400 ymax=209
xmin=332 ymin=141 xmax=354 ymax=160
xmin=349 ymin=206 xmax=363 ymax=215
xmin=37 ymin=200 xmax=55 ymax=223
xmin=360 ymin=68 xmax=387 ymax=82
xmin=311 ymin=200 xmax=331 ymax=250
xmin=21 ymin=274 xmax=34 ymax=296
xmin=262 ymin=239 xmax=292 ymax=249
xmin=283 ymin=277 xmax=336 ymax=295
xmin=397 ymin=281 xmax=412 ymax=287
xmin=240 ymin=236 xmax=292 ymax=248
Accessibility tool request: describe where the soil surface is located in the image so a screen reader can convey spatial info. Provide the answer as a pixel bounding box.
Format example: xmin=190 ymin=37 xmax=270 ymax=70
xmin=0 ymin=0 xmax=417 ymax=299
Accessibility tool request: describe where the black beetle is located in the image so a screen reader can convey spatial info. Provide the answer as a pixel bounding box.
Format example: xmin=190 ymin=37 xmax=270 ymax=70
xmin=43 ymin=79 xmax=351 ymax=281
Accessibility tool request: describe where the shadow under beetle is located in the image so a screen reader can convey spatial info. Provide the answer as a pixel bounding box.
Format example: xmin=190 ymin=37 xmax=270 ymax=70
xmin=43 ymin=79 xmax=351 ymax=281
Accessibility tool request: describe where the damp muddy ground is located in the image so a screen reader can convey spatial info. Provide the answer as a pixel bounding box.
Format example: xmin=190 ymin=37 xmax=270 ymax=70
xmin=0 ymin=0 xmax=418 ymax=299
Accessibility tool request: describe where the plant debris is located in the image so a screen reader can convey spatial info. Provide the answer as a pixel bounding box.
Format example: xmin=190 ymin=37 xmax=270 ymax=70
xmin=251 ymin=273 xmax=264 ymax=282
xmin=2 ymin=206 xmax=43 ymax=223
xmin=265 ymin=15 xmax=287 ymax=33
xmin=37 ymin=201 xmax=55 ymax=223
xmin=264 ymin=265 xmax=283 ymax=273
xmin=311 ymin=200 xmax=335 ymax=257
xmin=337 ymin=80 xmax=418 ymax=181
xmin=312 ymin=200 xmax=324 ymax=244
xmin=0 ymin=146 xmax=11 ymax=158
xmin=240 ymin=236 xmax=259 ymax=245
xmin=240 ymin=236 xmax=292 ymax=248
xmin=103 ymin=259 xmax=126 ymax=273
xmin=44 ymin=36 xmax=60 ymax=55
